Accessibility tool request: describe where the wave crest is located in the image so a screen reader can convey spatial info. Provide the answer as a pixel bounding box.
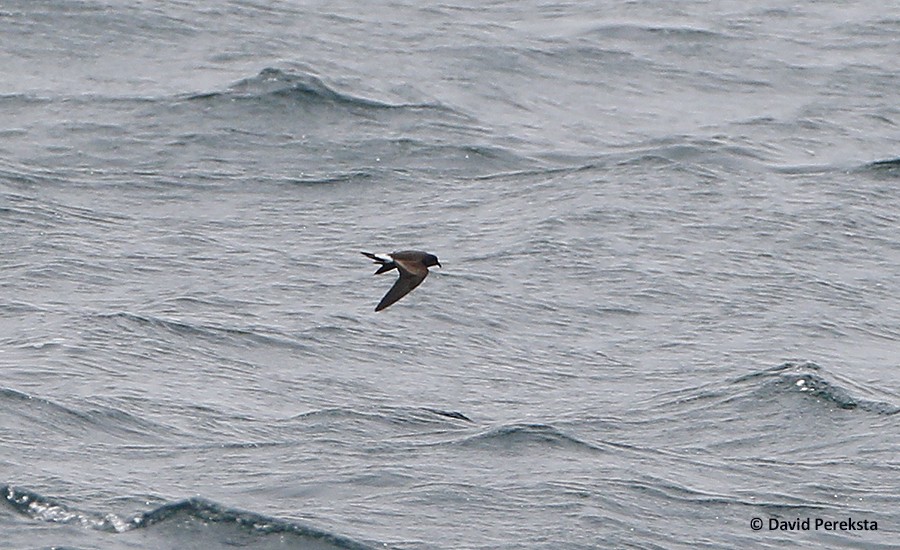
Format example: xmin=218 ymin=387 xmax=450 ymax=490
xmin=189 ymin=67 xmax=453 ymax=114
xmin=735 ymin=361 xmax=900 ymax=415
xmin=2 ymin=485 xmax=377 ymax=549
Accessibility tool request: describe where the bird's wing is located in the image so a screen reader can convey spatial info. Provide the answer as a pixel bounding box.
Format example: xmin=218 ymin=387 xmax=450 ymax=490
xmin=373 ymin=263 xmax=396 ymax=275
xmin=375 ymin=268 xmax=428 ymax=311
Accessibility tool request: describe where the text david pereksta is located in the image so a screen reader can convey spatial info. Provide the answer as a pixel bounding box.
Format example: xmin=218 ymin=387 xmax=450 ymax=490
xmin=766 ymin=517 xmax=877 ymax=531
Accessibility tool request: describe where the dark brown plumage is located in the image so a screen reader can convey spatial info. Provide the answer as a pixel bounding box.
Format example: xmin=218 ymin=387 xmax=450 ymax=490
xmin=361 ymin=250 xmax=441 ymax=311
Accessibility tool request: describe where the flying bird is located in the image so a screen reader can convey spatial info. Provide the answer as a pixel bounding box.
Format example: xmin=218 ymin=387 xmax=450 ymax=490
xmin=361 ymin=250 xmax=441 ymax=311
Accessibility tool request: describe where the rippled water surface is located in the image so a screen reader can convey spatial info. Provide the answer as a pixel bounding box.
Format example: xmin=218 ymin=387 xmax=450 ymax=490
xmin=1 ymin=1 xmax=898 ymax=548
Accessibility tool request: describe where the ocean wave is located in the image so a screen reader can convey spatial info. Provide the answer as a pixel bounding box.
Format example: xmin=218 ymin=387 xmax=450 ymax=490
xmin=465 ymin=133 xmax=773 ymax=183
xmin=733 ymin=362 xmax=900 ymax=415
xmin=187 ymin=67 xmax=457 ymax=116
xmin=471 ymin=134 xmax=772 ymax=180
xmin=97 ymin=311 xmax=313 ymax=352
xmin=454 ymin=423 xmax=604 ymax=453
xmin=1 ymin=484 xmax=126 ymax=532
xmin=134 ymin=497 xmax=378 ymax=549
xmin=0 ymin=387 xmax=172 ymax=441
xmin=621 ymin=477 xmax=831 ymax=514
xmin=581 ymin=22 xmax=726 ymax=41
xmin=1 ymin=485 xmax=378 ymax=549
xmin=289 ymin=406 xmax=472 ymax=428
xmin=0 ymin=159 xmax=67 ymax=188
xmin=860 ymin=157 xmax=900 ymax=179
xmin=650 ymin=361 xmax=899 ymax=418
xmin=609 ymin=135 xmax=770 ymax=172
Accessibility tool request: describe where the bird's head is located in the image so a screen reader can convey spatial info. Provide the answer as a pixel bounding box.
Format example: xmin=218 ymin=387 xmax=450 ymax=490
xmin=424 ymin=254 xmax=441 ymax=268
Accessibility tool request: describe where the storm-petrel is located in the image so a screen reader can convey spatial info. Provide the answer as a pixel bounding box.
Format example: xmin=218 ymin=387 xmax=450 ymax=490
xmin=361 ymin=250 xmax=441 ymax=311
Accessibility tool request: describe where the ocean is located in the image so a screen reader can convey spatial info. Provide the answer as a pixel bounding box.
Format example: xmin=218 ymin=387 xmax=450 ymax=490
xmin=1 ymin=1 xmax=898 ymax=548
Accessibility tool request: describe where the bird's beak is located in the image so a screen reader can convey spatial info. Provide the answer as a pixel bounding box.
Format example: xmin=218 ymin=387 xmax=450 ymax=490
xmin=436 ymin=261 xmax=442 ymax=268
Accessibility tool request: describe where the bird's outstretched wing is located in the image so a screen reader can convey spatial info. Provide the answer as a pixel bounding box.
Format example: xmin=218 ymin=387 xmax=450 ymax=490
xmin=375 ymin=263 xmax=428 ymax=311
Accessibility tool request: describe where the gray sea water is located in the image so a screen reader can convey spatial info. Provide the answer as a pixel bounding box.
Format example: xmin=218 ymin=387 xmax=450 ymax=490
xmin=2 ymin=1 xmax=899 ymax=549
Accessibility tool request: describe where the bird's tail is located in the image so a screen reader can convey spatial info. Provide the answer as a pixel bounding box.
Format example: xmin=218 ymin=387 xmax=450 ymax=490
xmin=361 ymin=251 xmax=396 ymax=275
